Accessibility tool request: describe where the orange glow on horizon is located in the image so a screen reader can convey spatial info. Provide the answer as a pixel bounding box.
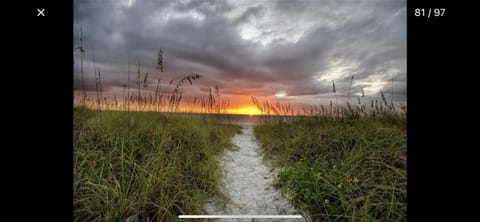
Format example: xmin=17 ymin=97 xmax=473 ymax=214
xmin=226 ymin=105 xmax=262 ymax=115
xmin=74 ymin=98 xmax=263 ymax=115
xmin=74 ymin=92 xmax=266 ymax=115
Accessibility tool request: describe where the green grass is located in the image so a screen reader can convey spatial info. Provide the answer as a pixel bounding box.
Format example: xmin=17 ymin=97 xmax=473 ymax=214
xmin=74 ymin=107 xmax=240 ymax=221
xmin=254 ymin=113 xmax=406 ymax=221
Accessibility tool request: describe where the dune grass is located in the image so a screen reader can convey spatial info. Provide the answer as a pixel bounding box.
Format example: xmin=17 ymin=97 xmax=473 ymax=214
xmin=73 ymin=107 xmax=240 ymax=221
xmin=254 ymin=112 xmax=406 ymax=221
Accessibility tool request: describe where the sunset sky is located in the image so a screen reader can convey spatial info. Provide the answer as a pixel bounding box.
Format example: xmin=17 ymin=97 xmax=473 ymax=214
xmin=74 ymin=0 xmax=406 ymax=114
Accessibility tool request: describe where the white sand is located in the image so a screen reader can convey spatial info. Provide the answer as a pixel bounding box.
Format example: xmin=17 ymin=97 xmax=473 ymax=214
xmin=206 ymin=123 xmax=304 ymax=222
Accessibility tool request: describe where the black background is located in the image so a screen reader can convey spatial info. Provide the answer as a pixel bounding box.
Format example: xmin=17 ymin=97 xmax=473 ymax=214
xmin=408 ymin=1 xmax=468 ymax=221
xmin=8 ymin=1 xmax=73 ymax=220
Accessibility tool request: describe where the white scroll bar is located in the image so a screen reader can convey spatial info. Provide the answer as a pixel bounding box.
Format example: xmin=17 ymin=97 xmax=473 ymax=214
xmin=178 ymin=215 xmax=302 ymax=219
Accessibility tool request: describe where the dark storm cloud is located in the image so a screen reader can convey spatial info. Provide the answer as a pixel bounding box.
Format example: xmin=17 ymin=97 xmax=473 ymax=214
xmin=73 ymin=75 xmax=112 ymax=92
xmin=74 ymin=0 xmax=406 ymax=103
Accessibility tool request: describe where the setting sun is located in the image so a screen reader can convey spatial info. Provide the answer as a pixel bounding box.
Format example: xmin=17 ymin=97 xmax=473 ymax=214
xmin=227 ymin=105 xmax=262 ymax=116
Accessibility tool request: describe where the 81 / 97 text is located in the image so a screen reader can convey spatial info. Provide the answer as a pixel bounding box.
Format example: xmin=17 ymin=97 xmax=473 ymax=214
xmin=415 ymin=8 xmax=446 ymax=18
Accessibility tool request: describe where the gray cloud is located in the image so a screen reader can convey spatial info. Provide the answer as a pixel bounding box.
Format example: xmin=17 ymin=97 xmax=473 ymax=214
xmin=233 ymin=5 xmax=264 ymax=25
xmin=74 ymin=0 xmax=406 ymax=104
xmin=73 ymin=75 xmax=112 ymax=92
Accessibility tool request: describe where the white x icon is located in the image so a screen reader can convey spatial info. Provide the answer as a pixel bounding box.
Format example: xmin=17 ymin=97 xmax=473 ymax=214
xmin=37 ymin=8 xmax=45 ymax=16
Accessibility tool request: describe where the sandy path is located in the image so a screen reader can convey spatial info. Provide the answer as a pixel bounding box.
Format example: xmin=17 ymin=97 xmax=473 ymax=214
xmin=206 ymin=123 xmax=304 ymax=222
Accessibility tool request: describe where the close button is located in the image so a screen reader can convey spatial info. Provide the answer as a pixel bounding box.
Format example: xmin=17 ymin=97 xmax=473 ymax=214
xmin=37 ymin=8 xmax=45 ymax=17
